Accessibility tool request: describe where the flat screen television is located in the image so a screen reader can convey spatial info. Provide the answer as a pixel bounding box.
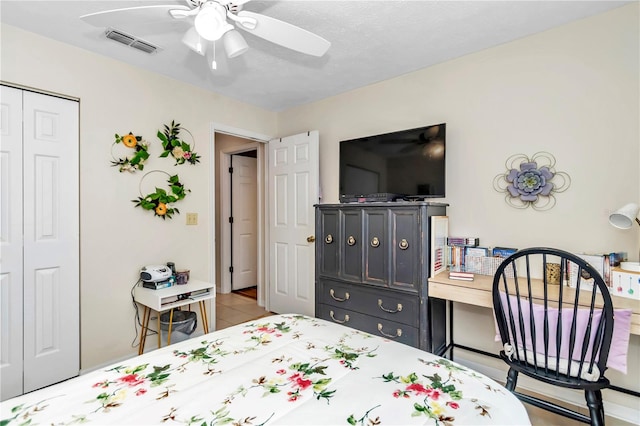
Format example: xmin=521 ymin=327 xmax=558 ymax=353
xmin=339 ymin=123 xmax=446 ymax=202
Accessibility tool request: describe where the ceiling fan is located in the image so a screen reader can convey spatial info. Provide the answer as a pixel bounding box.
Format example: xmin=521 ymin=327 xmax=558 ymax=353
xmin=80 ymin=0 xmax=330 ymax=69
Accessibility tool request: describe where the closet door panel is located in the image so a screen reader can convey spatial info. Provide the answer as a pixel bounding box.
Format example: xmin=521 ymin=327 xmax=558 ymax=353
xmin=22 ymin=91 xmax=79 ymax=393
xmin=0 ymin=86 xmax=24 ymax=401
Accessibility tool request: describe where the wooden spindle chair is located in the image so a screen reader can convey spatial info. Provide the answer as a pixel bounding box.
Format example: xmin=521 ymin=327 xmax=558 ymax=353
xmin=492 ymin=247 xmax=614 ymax=425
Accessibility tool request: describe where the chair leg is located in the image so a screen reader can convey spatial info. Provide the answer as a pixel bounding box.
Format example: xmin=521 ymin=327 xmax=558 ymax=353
xmin=585 ymin=389 xmax=605 ymax=426
xmin=505 ymin=368 xmax=518 ymax=391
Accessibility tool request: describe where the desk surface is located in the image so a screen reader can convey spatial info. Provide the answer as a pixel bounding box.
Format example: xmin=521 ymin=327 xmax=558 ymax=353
xmin=428 ymin=271 xmax=640 ymax=335
xmin=133 ymin=279 xmax=215 ymax=312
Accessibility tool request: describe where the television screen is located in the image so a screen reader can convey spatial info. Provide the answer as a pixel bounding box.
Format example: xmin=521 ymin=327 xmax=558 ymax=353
xmin=339 ymin=123 xmax=446 ymax=201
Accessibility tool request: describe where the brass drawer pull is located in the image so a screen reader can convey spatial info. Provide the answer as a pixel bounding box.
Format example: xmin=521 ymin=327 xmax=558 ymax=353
xmin=370 ymin=237 xmax=380 ymax=248
xmin=330 ymin=311 xmax=349 ymax=324
xmin=398 ymin=239 xmax=409 ymax=250
xmin=330 ymin=289 xmax=350 ymax=302
xmin=378 ymin=299 xmax=402 ymax=313
xmin=377 ymin=323 xmax=402 ymax=339
xmin=347 ymin=235 xmax=356 ymax=246
xmin=325 ymin=234 xmax=333 ymax=244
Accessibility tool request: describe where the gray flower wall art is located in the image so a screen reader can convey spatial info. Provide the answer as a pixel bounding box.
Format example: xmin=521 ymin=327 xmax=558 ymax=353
xmin=493 ymin=152 xmax=571 ymax=211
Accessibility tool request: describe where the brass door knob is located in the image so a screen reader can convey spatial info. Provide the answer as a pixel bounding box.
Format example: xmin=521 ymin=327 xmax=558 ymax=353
xmin=307 ymin=235 xmax=316 ymax=243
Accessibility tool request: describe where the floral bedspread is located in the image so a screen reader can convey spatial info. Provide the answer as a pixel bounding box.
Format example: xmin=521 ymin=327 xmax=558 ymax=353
xmin=1 ymin=314 xmax=530 ymax=425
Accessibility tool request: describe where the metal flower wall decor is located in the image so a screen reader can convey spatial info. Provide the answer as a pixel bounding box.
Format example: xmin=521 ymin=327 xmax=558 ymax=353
xmin=493 ymin=152 xmax=571 ymax=211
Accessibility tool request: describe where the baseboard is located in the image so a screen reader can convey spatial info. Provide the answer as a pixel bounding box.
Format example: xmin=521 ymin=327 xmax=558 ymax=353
xmin=455 ymin=355 xmax=639 ymax=424
xmin=80 ymin=330 xmax=206 ymax=375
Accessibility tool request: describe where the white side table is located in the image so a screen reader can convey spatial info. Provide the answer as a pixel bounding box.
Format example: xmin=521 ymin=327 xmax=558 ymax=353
xmin=133 ymin=279 xmax=215 ymax=354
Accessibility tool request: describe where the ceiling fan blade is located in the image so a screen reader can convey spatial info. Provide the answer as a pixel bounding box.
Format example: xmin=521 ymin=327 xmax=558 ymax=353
xmin=235 ymin=11 xmax=330 ymax=57
xmin=80 ymin=5 xmax=192 ymax=27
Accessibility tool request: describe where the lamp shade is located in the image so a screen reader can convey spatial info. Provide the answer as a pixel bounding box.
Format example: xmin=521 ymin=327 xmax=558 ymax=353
xmin=182 ymin=27 xmax=205 ymax=55
xmin=223 ymin=30 xmax=249 ymax=58
xmin=194 ymin=1 xmax=233 ymax=41
xmin=609 ymin=203 xmax=640 ymax=229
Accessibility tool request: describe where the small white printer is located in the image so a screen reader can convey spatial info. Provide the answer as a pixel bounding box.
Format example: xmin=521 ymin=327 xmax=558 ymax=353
xmin=140 ymin=265 xmax=172 ymax=282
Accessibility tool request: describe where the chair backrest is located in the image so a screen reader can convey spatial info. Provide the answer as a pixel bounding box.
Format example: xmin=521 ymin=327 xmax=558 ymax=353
xmin=492 ymin=247 xmax=614 ymax=385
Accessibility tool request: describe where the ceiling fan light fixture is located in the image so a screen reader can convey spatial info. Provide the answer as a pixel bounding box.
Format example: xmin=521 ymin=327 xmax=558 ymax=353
xmin=182 ymin=27 xmax=205 ymax=55
xmin=194 ymin=1 xmax=234 ymax=41
xmin=223 ymin=30 xmax=249 ymax=58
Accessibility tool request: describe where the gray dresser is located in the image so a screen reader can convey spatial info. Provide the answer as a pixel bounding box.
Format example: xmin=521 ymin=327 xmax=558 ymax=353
xmin=315 ymin=202 xmax=448 ymax=353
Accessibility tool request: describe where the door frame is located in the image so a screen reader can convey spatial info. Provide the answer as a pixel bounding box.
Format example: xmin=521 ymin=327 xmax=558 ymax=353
xmin=210 ymin=123 xmax=272 ymax=309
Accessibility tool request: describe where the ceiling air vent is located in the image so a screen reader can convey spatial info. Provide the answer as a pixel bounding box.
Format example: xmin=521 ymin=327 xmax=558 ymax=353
xmin=105 ymin=28 xmax=159 ymax=54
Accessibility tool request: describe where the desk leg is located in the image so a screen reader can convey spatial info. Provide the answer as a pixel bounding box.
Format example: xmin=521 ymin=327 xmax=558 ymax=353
xmin=167 ymin=309 xmax=175 ymax=346
xmin=157 ymin=314 xmax=161 ymax=349
xmin=199 ymin=301 xmax=209 ymax=334
xmin=448 ymin=300 xmax=454 ymax=360
xmin=139 ymin=306 xmax=150 ymax=355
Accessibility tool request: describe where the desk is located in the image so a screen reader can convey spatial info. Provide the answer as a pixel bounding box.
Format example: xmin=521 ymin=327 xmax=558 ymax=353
xmin=428 ymin=271 xmax=640 ymax=397
xmin=133 ymin=279 xmax=215 ymax=354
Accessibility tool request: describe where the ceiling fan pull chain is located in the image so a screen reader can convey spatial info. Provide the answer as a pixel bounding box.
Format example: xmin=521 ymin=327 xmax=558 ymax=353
xmin=211 ymin=40 xmax=217 ymax=70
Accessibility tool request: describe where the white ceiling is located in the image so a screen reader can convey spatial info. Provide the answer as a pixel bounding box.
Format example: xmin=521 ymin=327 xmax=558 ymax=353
xmin=0 ymin=0 xmax=631 ymax=111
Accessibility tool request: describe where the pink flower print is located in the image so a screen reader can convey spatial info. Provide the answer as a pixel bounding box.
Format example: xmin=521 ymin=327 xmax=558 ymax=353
xmin=135 ymin=388 xmax=147 ymax=396
xmin=184 ymin=152 xmax=191 ymax=159
xmin=393 ymin=390 xmax=410 ymax=398
xmin=276 ymin=369 xmax=287 ymax=375
xmin=288 ymin=373 xmax=312 ymax=390
xmin=406 ymin=383 xmax=428 ymax=395
xmin=446 ymin=401 xmax=459 ymax=409
xmin=287 ymin=391 xmax=299 ymax=402
xmin=118 ymin=374 xmax=145 ymax=387
xmin=92 ymin=380 xmax=109 ymax=388
xmin=425 ymin=388 xmax=442 ymax=400
xmin=257 ymin=326 xmax=275 ymax=334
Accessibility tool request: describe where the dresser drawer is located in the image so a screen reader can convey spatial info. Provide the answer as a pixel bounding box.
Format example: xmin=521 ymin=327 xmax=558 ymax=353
xmin=317 ymin=280 xmax=418 ymax=327
xmin=317 ymin=304 xmax=418 ymax=347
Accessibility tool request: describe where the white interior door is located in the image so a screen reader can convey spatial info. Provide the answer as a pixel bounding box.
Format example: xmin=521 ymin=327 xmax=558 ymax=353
xmin=231 ymin=154 xmax=258 ymax=290
xmin=268 ymin=131 xmax=319 ymax=316
xmin=0 ymin=86 xmax=25 ymax=400
xmin=0 ymin=87 xmax=79 ymax=399
xmin=22 ymin=90 xmax=79 ymax=393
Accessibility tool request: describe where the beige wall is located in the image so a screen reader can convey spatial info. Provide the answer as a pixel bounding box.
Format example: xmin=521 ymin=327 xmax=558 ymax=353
xmin=278 ymin=4 xmax=639 ymax=419
xmin=1 ymin=25 xmax=277 ymax=369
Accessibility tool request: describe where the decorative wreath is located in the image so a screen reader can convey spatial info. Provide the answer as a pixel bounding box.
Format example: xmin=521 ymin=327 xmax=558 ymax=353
xmin=493 ymin=152 xmax=571 ymax=211
xmin=111 ymin=132 xmax=150 ymax=172
xmin=132 ymin=171 xmax=190 ymax=220
xmin=158 ymin=120 xmax=200 ymax=166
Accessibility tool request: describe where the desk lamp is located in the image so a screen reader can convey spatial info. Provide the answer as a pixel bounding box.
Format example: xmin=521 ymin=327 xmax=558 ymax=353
xmin=609 ymin=202 xmax=640 ymax=271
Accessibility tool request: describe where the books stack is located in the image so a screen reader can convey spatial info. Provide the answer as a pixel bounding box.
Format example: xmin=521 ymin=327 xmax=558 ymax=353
xmin=447 ymin=237 xmax=480 ymax=247
xmin=448 ymin=271 xmax=474 ymax=281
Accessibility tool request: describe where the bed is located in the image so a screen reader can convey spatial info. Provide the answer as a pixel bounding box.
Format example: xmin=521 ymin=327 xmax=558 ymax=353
xmin=1 ymin=314 xmax=530 ymax=425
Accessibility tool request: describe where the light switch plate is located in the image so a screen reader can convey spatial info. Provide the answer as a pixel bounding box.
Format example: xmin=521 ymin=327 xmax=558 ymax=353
xmin=186 ymin=212 xmax=198 ymax=225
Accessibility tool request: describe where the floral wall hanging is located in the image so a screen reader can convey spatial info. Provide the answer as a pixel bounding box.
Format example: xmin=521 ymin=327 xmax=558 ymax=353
xmin=132 ymin=171 xmax=190 ymax=219
xmin=111 ymin=132 xmax=149 ymax=172
xmin=158 ymin=120 xmax=200 ymax=165
xmin=493 ymin=151 xmax=571 ymax=211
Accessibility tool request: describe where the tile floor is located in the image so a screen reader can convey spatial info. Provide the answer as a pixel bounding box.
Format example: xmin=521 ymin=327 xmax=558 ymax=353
xmin=215 ymin=291 xmax=272 ymax=330
xmin=214 ymin=292 xmax=634 ymax=425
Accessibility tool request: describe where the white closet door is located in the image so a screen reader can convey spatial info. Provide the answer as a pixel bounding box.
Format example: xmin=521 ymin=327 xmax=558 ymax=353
xmin=0 ymin=86 xmax=25 ymax=399
xmin=22 ymin=91 xmax=79 ymax=393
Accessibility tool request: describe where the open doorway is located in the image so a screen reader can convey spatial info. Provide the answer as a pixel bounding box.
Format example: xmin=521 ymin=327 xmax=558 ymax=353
xmin=215 ymin=132 xmax=266 ymax=308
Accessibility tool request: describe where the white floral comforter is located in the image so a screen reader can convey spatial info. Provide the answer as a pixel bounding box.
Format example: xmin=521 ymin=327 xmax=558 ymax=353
xmin=1 ymin=314 xmax=530 ymax=425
